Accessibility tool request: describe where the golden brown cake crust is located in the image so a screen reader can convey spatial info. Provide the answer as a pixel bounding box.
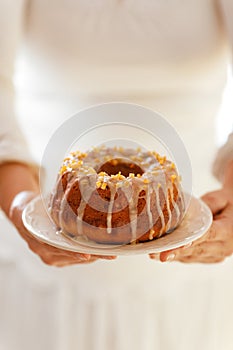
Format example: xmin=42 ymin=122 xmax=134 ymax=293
xmin=49 ymin=146 xmax=185 ymax=244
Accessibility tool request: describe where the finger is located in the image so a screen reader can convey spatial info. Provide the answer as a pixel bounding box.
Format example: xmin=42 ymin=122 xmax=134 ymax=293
xmin=43 ymin=256 xmax=98 ymax=267
xmin=201 ymin=191 xmax=228 ymax=216
xmin=28 ymin=241 xmax=93 ymax=261
xmin=25 ymin=236 xmax=90 ymax=258
xmin=18 ymin=226 xmax=116 ymax=265
xmin=160 ymin=217 xmax=233 ymax=262
xmin=174 ymin=240 xmax=231 ymax=263
xmin=158 ymin=241 xmax=192 ymax=261
xmin=159 ymin=249 xmax=177 ymax=262
xmin=31 ymin=241 xmax=117 ymax=261
xmin=176 ymin=255 xmax=225 ymax=264
xmin=149 ymin=253 xmax=160 ymax=260
xmin=9 ymin=191 xmax=38 ymax=226
xmin=213 ymin=201 xmax=233 ymax=220
xmin=50 ymin=253 xmax=117 ymax=261
xmin=160 ymin=240 xmax=222 ymax=262
xmin=207 ymin=218 xmax=233 ymax=242
xmin=223 ymin=160 xmax=233 ymax=194
xmin=93 ymin=255 xmax=117 ymax=260
xmin=39 ymin=250 xmax=97 ymax=266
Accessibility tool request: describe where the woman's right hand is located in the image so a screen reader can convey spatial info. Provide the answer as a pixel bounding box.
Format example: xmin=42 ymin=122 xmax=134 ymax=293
xmin=0 ymin=162 xmax=116 ymax=267
xmin=9 ymin=191 xmax=117 ymax=267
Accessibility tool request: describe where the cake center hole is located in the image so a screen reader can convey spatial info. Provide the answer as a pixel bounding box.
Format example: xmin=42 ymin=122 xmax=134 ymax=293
xmin=97 ymin=158 xmax=144 ymax=177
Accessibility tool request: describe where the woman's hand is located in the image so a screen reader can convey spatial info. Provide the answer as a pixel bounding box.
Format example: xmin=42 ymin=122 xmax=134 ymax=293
xmin=153 ymin=189 xmax=233 ymax=263
xmin=9 ymin=191 xmax=116 ymax=267
xmin=0 ymin=163 xmax=116 ymax=267
xmin=150 ymin=160 xmax=233 ymax=264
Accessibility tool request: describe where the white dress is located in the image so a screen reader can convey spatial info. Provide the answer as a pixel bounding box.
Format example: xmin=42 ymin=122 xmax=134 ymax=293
xmin=1 ymin=1 xmax=233 ymax=350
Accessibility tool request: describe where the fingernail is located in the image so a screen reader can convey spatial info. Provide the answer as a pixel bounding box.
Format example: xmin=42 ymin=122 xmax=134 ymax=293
xmin=150 ymin=253 xmax=160 ymax=260
xmin=150 ymin=253 xmax=156 ymax=259
xmin=166 ymin=253 xmax=175 ymax=262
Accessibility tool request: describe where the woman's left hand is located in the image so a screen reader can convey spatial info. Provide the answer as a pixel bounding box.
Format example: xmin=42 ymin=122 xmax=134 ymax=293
xmin=150 ymin=187 xmax=233 ymax=264
xmin=10 ymin=191 xmax=117 ymax=267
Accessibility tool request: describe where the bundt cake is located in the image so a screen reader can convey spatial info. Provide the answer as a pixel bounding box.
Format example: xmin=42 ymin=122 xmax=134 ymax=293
xmin=49 ymin=146 xmax=185 ymax=244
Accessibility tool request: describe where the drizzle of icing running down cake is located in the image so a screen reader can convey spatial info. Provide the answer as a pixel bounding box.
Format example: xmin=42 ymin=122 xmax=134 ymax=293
xmin=49 ymin=146 xmax=185 ymax=244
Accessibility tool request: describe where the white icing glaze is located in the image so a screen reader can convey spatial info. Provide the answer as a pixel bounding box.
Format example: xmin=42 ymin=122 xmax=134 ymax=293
xmin=76 ymin=199 xmax=86 ymax=235
xmin=76 ymin=174 xmax=97 ymax=235
xmin=165 ymin=185 xmax=172 ymax=232
xmin=58 ymin=174 xmax=75 ymax=233
xmin=153 ymin=184 xmax=166 ymax=238
xmin=146 ymin=183 xmax=153 ymax=233
xmin=120 ymin=181 xmax=141 ymax=242
xmin=54 ymin=147 xmax=184 ymax=243
xmin=107 ymin=184 xmax=117 ymax=234
xmin=170 ymin=184 xmax=181 ymax=228
xmin=58 ymin=195 xmax=67 ymax=233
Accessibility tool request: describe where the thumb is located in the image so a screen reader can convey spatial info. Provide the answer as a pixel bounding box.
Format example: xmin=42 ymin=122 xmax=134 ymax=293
xmin=201 ymin=190 xmax=228 ymax=216
xmin=9 ymin=191 xmax=38 ymax=228
xmin=223 ymin=160 xmax=233 ymax=195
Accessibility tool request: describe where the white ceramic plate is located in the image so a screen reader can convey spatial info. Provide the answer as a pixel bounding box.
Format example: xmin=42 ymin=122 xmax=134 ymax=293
xmin=22 ymin=195 xmax=212 ymax=256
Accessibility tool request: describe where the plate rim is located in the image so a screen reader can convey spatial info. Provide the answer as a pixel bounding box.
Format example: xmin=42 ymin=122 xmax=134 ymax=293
xmin=22 ymin=194 xmax=212 ymax=256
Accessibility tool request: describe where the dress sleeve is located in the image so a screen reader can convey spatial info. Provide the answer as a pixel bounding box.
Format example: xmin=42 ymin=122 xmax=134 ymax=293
xmin=0 ymin=0 xmax=36 ymax=167
xmin=212 ymin=0 xmax=233 ymax=182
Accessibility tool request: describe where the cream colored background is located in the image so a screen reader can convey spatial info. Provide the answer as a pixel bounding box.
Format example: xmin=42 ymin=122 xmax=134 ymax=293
xmin=1 ymin=1 xmax=233 ymax=349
